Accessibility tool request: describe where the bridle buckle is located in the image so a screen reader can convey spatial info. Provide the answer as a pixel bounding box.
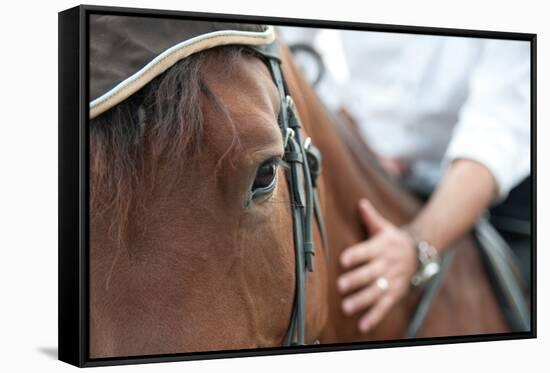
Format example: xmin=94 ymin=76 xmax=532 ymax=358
xmin=284 ymin=127 xmax=295 ymax=148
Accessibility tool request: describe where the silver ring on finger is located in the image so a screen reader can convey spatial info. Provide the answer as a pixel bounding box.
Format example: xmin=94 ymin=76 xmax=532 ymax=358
xmin=375 ymin=276 xmax=389 ymax=291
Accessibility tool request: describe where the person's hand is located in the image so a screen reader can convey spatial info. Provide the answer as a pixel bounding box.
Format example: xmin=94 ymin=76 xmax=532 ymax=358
xmin=337 ymin=198 xmax=417 ymax=333
xmin=376 ymin=155 xmax=410 ymax=177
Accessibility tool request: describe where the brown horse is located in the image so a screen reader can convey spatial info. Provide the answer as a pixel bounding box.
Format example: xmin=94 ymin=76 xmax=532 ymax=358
xmin=89 ymin=37 xmax=507 ymax=358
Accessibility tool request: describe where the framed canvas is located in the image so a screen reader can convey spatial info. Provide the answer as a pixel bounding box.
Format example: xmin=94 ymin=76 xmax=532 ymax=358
xmin=58 ymin=4 xmax=536 ymax=367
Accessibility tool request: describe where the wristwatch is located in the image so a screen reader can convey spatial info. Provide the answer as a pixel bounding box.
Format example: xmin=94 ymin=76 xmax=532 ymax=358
xmin=410 ymin=240 xmax=441 ymax=288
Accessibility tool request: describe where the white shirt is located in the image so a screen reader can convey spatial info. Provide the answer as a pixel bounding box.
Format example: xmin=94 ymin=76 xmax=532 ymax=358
xmin=279 ymin=27 xmax=531 ymax=200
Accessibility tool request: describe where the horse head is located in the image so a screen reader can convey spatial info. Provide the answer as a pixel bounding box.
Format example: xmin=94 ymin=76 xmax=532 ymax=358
xmin=89 ymin=17 xmax=328 ymax=357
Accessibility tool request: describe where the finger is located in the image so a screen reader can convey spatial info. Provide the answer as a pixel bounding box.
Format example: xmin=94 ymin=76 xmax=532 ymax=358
xmin=338 ymin=260 xmax=385 ymax=294
xmin=358 ymin=199 xmax=390 ymax=235
xmin=378 ymin=157 xmax=403 ymax=176
xmin=340 ymin=236 xmax=384 ymax=269
xmin=341 ymin=283 xmax=385 ymax=316
xmin=358 ymin=294 xmax=394 ymax=333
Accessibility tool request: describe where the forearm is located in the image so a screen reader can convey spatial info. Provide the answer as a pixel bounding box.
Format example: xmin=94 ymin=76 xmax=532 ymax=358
xmin=408 ymin=158 xmax=497 ymax=254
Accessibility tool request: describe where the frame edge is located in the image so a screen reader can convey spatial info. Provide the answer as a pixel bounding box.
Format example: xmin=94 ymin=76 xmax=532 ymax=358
xmin=58 ymin=5 xmax=85 ymax=367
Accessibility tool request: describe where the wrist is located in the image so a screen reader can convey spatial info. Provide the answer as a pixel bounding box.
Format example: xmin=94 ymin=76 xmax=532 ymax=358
xmin=401 ymin=226 xmax=441 ymax=288
xmin=399 ymin=226 xmax=419 ymax=273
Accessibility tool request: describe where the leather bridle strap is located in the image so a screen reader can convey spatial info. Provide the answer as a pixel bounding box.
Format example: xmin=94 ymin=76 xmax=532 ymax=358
xmin=253 ymin=40 xmax=325 ymax=346
xmin=305 ymin=142 xmax=329 ymax=260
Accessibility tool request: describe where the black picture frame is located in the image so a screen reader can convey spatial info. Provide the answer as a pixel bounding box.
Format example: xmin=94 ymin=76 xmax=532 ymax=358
xmin=58 ymin=4 xmax=537 ymax=368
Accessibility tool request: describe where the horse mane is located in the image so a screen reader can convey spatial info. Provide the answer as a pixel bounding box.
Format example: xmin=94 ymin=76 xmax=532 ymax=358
xmin=90 ymin=46 xmax=249 ymax=247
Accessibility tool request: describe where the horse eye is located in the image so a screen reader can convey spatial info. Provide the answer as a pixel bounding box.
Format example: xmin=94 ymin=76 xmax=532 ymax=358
xmin=251 ymin=160 xmax=279 ymax=197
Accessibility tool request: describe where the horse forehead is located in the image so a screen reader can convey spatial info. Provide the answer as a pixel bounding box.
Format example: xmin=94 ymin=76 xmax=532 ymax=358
xmin=203 ymin=55 xmax=278 ymax=114
xmin=202 ymin=56 xmax=282 ymax=147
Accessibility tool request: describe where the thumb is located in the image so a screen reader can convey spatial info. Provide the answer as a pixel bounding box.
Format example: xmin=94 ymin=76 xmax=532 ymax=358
xmin=358 ymin=198 xmax=389 ymax=234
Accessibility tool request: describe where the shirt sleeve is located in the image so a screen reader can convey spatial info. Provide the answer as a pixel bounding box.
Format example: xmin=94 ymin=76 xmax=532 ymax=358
xmin=442 ymin=39 xmax=531 ymax=202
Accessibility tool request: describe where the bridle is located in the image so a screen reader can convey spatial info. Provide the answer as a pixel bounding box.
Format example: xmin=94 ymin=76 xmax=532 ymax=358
xmin=251 ymin=41 xmax=328 ymax=346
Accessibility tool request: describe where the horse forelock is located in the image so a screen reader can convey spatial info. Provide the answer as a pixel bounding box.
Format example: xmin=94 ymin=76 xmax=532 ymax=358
xmin=90 ymin=46 xmax=251 ymax=250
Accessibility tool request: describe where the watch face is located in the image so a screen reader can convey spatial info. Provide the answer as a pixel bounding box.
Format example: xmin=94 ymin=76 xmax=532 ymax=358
xmin=424 ymin=261 xmax=441 ymax=278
